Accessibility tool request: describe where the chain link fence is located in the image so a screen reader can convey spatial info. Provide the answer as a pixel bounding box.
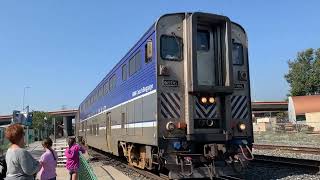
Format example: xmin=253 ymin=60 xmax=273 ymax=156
xmin=79 ymin=152 xmax=97 ymax=180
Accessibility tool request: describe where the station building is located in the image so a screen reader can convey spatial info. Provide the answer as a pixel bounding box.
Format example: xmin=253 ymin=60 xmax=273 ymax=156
xmin=288 ymin=95 xmax=320 ymax=131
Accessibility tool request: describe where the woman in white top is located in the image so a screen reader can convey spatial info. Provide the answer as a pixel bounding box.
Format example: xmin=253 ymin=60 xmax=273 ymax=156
xmin=5 ymin=124 xmax=40 ymax=180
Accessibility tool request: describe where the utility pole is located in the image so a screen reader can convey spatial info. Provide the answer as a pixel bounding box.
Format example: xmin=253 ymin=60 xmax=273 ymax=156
xmin=53 ymin=117 xmax=56 ymax=143
xmin=22 ymin=86 xmax=31 ymax=111
xmin=26 ymin=106 xmax=29 ymax=147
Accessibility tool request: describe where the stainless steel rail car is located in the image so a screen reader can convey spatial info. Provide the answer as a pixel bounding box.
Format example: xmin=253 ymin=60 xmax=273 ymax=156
xmin=77 ymin=12 xmax=253 ymax=179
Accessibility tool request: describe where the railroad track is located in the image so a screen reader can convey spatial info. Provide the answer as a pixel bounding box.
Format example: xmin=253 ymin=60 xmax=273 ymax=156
xmin=253 ymin=144 xmax=320 ymax=155
xmin=253 ymin=154 xmax=320 ymax=171
xmin=88 ymin=147 xmax=168 ymax=180
xmin=88 ymin=147 xmax=244 ymax=180
xmin=217 ymin=175 xmax=244 ymax=180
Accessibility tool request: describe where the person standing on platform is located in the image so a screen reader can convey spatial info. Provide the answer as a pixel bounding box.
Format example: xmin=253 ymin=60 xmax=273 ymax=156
xmin=64 ymin=137 xmax=85 ymax=180
xmin=5 ymin=124 xmax=40 ymax=180
xmin=38 ymin=138 xmax=57 ymax=180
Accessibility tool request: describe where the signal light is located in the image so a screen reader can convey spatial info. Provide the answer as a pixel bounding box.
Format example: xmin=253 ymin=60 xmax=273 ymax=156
xmin=209 ymin=97 xmax=215 ymax=104
xmin=200 ymin=97 xmax=207 ymax=104
xmin=176 ymin=122 xmax=187 ymax=129
xmin=238 ymin=123 xmax=246 ymax=131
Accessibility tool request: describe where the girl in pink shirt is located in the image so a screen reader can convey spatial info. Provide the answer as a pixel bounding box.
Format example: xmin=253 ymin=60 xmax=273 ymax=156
xmin=65 ymin=137 xmax=85 ymax=180
xmin=38 ymin=138 xmax=57 ymax=180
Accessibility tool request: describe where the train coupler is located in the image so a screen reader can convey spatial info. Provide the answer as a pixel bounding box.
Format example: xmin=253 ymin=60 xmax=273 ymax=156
xmin=179 ymin=156 xmax=193 ymax=176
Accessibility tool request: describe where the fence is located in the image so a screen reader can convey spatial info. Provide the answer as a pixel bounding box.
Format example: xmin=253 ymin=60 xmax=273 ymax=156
xmin=79 ymin=152 xmax=97 ymax=180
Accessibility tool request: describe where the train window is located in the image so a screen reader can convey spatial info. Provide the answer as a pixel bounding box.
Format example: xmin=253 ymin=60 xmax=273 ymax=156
xmin=232 ymin=43 xmax=244 ymax=65
xmin=96 ymin=124 xmax=99 ymax=135
xmin=93 ymin=124 xmax=96 ymax=135
xmin=105 ymin=81 xmax=109 ymax=94
xmin=196 ymin=30 xmax=215 ymax=86
xmin=104 ymin=82 xmax=108 ymax=95
xmin=129 ymin=56 xmax=135 ymax=76
xmin=121 ymin=112 xmax=125 ymax=129
xmin=160 ymin=35 xmax=182 ymax=61
xmin=109 ymin=77 xmax=112 ymax=90
xmin=122 ymin=64 xmax=127 ymax=81
xmin=113 ymin=75 xmax=116 ymax=89
xmin=94 ymin=93 xmax=97 ymax=102
xmin=129 ymin=51 xmax=141 ymax=76
xmin=109 ymin=75 xmax=116 ymax=90
xmin=135 ymin=51 xmax=142 ymax=71
xmin=98 ymin=88 xmax=103 ymax=98
xmin=90 ymin=96 xmax=94 ymax=105
xmin=197 ymin=30 xmax=210 ymax=51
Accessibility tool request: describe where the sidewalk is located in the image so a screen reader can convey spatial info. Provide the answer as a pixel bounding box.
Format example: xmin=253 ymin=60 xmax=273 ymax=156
xmin=27 ymin=140 xmax=130 ymax=180
xmin=26 ymin=141 xmax=44 ymax=160
xmin=27 ymin=140 xmax=70 ymax=180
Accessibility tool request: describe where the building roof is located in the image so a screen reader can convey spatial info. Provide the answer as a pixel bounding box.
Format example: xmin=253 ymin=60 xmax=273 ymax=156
xmin=291 ymin=95 xmax=320 ymax=114
xmin=252 ymin=101 xmax=288 ymax=112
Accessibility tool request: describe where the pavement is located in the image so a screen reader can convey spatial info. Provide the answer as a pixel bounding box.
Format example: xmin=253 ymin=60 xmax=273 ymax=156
xmin=26 ymin=140 xmax=71 ymax=180
xmin=26 ymin=141 xmax=44 ymax=160
xmin=27 ymin=139 xmax=131 ymax=180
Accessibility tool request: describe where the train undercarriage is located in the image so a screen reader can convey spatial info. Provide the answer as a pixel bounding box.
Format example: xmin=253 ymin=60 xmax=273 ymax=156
xmin=118 ymin=140 xmax=254 ymax=179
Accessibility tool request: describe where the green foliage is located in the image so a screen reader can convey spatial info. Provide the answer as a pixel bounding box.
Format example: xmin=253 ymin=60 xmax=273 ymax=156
xmin=285 ymin=48 xmax=320 ymax=96
xmin=31 ymin=111 xmax=51 ymax=130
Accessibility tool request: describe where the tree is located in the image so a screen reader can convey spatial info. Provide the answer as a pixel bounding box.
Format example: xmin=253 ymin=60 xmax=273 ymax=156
xmin=31 ymin=111 xmax=55 ymax=139
xmin=31 ymin=111 xmax=50 ymax=130
xmin=285 ymin=48 xmax=320 ymax=96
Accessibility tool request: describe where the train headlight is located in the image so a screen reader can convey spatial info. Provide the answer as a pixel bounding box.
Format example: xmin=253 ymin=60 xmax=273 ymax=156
xmin=209 ymin=97 xmax=215 ymax=104
xmin=166 ymin=121 xmax=175 ymax=131
xmin=238 ymin=123 xmax=246 ymax=131
xmin=200 ymin=97 xmax=207 ymax=104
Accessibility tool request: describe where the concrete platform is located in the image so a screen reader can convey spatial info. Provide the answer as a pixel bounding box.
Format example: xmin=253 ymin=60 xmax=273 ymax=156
xmin=92 ymin=166 xmax=113 ymax=180
xmin=56 ymin=167 xmax=70 ymax=180
xmin=101 ymin=166 xmax=131 ymax=180
xmin=27 ymin=140 xmax=131 ymax=180
xmin=26 ymin=141 xmax=45 ymax=160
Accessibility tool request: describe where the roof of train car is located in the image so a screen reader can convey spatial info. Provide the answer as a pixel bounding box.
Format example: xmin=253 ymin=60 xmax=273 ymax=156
xmin=80 ymin=24 xmax=156 ymax=106
xmin=80 ymin=12 xmax=188 ymax=106
xmin=79 ymin=12 xmax=243 ymax=107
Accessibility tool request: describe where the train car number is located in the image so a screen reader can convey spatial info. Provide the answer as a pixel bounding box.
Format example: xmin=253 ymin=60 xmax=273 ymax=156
xmin=163 ymin=80 xmax=178 ymax=87
xmin=234 ymin=83 xmax=244 ymax=89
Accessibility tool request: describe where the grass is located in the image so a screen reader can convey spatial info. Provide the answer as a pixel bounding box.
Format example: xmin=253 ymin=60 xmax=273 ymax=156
xmin=254 ymin=131 xmax=320 ymax=147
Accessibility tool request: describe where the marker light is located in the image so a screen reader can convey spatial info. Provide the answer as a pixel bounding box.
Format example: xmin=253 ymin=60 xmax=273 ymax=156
xmin=200 ymin=97 xmax=207 ymax=104
xmin=239 ymin=123 xmax=246 ymax=131
xmin=209 ymin=97 xmax=215 ymax=104
xmin=166 ymin=122 xmax=175 ymax=131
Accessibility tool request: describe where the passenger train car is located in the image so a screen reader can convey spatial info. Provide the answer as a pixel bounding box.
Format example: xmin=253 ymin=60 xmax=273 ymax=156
xmin=77 ymin=12 xmax=253 ymax=179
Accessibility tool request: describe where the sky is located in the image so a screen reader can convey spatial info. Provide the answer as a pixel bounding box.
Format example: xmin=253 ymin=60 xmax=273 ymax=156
xmin=0 ymin=0 xmax=319 ymax=115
